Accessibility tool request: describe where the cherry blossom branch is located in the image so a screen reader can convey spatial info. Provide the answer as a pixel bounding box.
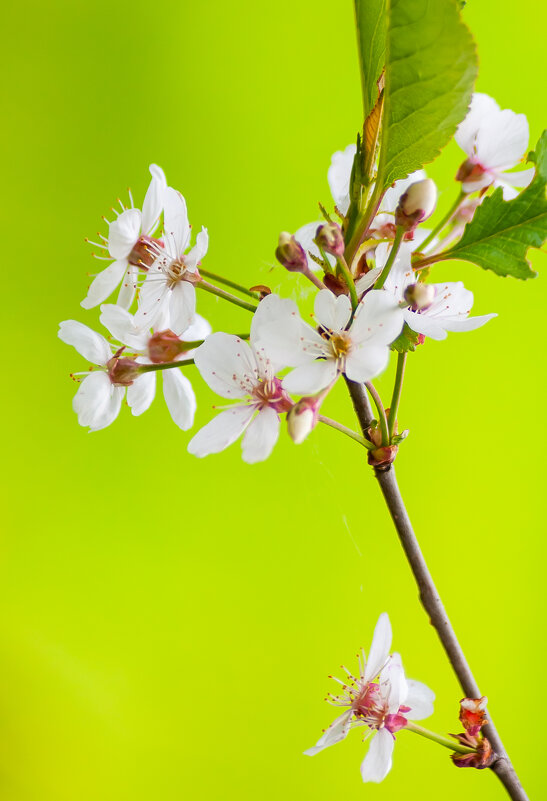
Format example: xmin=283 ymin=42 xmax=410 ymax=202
xmin=198 ymin=269 xmax=262 ymax=299
xmin=197 ymin=280 xmax=258 ymax=312
xmin=344 ymin=377 xmax=529 ymax=801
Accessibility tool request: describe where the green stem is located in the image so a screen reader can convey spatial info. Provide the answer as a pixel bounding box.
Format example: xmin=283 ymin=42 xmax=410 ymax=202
xmin=365 ymin=382 xmax=389 ymax=445
xmin=344 ymin=180 xmax=385 ymax=267
xmin=197 ymin=280 xmax=258 ymax=313
xmin=198 ymin=269 xmax=262 ymax=299
xmin=317 ymin=414 xmax=373 ymax=448
xmin=374 ymin=226 xmax=404 ymax=289
xmin=404 ymin=721 xmax=476 ymax=756
xmin=336 ymin=255 xmax=359 ymax=310
xmin=419 ymin=190 xmax=465 ymax=253
xmin=140 ymin=358 xmax=195 ymax=372
xmin=303 ymin=265 xmax=327 ymax=291
xmin=388 ymin=352 xmax=407 ymax=440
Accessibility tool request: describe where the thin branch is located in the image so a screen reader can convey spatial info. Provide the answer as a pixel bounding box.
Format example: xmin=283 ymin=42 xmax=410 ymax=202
xmin=344 ymin=377 xmax=529 ymax=801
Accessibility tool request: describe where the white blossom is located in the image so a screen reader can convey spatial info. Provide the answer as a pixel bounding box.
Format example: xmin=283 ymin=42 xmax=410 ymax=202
xmin=255 ymin=289 xmax=404 ymax=395
xmin=376 ymin=242 xmax=497 ymax=340
xmin=135 ymin=187 xmax=208 ymax=336
xmin=455 ymin=93 xmax=534 ymax=198
xmin=188 ymin=295 xmax=295 ymax=463
xmin=81 ymin=164 xmax=167 ymax=310
xmin=305 ymin=613 xmax=435 ymax=783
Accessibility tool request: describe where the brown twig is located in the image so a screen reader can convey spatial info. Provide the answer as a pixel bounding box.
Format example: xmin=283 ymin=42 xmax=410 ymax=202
xmin=344 ymin=377 xmax=528 ymax=801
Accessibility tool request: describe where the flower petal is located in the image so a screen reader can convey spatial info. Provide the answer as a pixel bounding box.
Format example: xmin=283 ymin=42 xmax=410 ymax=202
xmin=108 ymin=208 xmax=141 ymax=259
xmin=282 ymin=359 xmax=338 ymax=395
xmin=344 ymin=343 xmax=390 ymax=383
xmin=183 ymin=227 xmax=209 ymax=271
xmin=355 ymin=266 xmax=383 ymax=296
xmin=163 ymin=187 xmax=191 ymax=257
xmin=80 ymin=259 xmax=129 ymax=309
xmin=116 ymin=264 xmax=139 ymax=310
xmin=327 ymin=144 xmax=356 ymax=216
xmin=364 ymin=612 xmax=392 ymax=682
xmin=251 ymin=294 xmax=317 ymax=370
xmin=99 ymin=304 xmax=149 ymax=351
xmin=187 ymin=405 xmax=255 ymax=457
xmin=141 ymin=163 xmax=167 ymax=234
xmin=127 ymin=372 xmax=156 ymax=416
xmin=380 ymin=652 xmax=408 ymax=714
xmin=314 ymin=289 xmax=352 ymax=331
xmin=241 ymin=406 xmax=280 ymax=463
xmin=456 ymin=93 xmax=500 ymax=156
xmin=360 ymin=728 xmax=394 ymax=783
xmin=193 ymin=333 xmax=258 ymax=399
xmin=181 ymin=313 xmax=212 ymax=342
xmin=303 ymin=710 xmax=353 ymax=756
xmin=350 ymin=290 xmax=404 ymax=347
xmin=168 ymin=281 xmax=196 ymax=335
xmin=72 ymin=371 xmax=123 ymax=431
xmin=405 ymin=680 xmax=435 ymax=721
xmin=162 ymin=369 xmax=197 ymax=430
xmin=58 ymin=320 xmax=111 ymax=365
xmin=134 ymin=271 xmax=170 ymax=331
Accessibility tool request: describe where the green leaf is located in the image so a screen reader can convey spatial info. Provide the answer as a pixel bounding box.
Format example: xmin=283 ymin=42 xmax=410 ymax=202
xmin=354 ymin=0 xmax=386 ymax=120
xmin=390 ymin=323 xmax=422 ymax=353
xmin=380 ymin=0 xmax=478 ymax=189
xmin=434 ymin=131 xmax=547 ymax=280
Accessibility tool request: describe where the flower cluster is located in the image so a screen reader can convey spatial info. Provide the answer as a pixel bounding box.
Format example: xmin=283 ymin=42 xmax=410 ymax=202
xmin=59 ymin=91 xmax=524 ymax=467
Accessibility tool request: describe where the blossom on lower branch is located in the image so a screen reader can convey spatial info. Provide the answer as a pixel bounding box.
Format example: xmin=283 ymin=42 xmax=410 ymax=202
xmin=188 ymin=294 xmax=295 ymax=463
xmin=305 ymin=613 xmax=435 ymax=783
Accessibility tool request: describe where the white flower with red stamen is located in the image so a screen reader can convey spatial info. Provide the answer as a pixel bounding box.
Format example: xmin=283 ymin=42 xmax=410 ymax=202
xmin=81 ymin=164 xmax=167 ymax=310
xmin=455 ymin=93 xmax=534 ymax=199
xmin=305 ymin=613 xmax=435 ymax=783
xmin=375 ymin=243 xmax=497 ymax=340
xmin=100 ymin=304 xmax=211 ymax=430
xmin=135 ymin=187 xmax=208 ymax=336
xmin=254 ymin=289 xmax=403 ymax=395
xmin=187 ymin=295 xmax=295 ymax=463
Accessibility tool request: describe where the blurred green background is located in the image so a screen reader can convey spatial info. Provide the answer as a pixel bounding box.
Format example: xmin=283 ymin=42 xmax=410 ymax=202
xmin=1 ymin=1 xmax=544 ymax=799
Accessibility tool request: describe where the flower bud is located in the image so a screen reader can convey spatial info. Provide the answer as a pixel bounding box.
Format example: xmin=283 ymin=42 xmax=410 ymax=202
xmin=275 ymin=232 xmax=308 ymax=273
xmin=315 ymin=222 xmax=345 ymax=257
xmin=287 ymin=398 xmax=319 ymax=444
xmin=403 ymin=282 xmax=436 ymax=310
xmin=395 ymin=179 xmax=437 ymax=231
xmin=106 ymin=352 xmax=141 ymax=386
xmin=459 ymin=697 xmax=488 ymax=737
xmin=368 ymin=445 xmax=398 ymax=468
xmin=148 ymin=329 xmax=186 ymax=363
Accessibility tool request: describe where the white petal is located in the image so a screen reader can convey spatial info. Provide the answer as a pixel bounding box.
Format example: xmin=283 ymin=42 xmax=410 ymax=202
xmin=58 ymin=320 xmax=111 ymax=365
xmin=108 ymin=208 xmax=141 ymax=259
xmin=344 ymin=343 xmax=390 ymax=383
xmin=350 ymin=290 xmax=405 ymax=346
xmin=163 ymin=187 xmax=191 ymax=257
xmin=168 ymin=281 xmax=196 ymax=335
xmin=127 ymin=372 xmax=156 ymax=416
xmin=327 ymin=144 xmax=356 ymax=215
xmin=405 ymin=680 xmax=435 ymax=721
xmin=282 ymin=359 xmax=338 ymax=395
xmin=241 ymin=406 xmax=280 ymax=463
xmin=304 ymin=710 xmax=353 ymax=756
xmin=188 ymin=405 xmax=255 ymax=457
xmin=141 ymin=163 xmax=167 ymax=234
xmin=380 ymin=653 xmax=408 ymax=714
xmin=475 ymin=108 xmax=529 ymax=169
xmin=99 ymin=304 xmax=149 ymax=351
xmin=314 ymin=289 xmax=351 ymax=331
xmin=355 ymin=266 xmax=383 ymax=296
xmin=360 ymin=728 xmax=394 ymax=783
xmin=441 ymin=312 xmax=497 ymax=333
xmin=455 ymin=93 xmax=501 ymax=156
xmin=183 ymin=227 xmax=209 ymax=271
xmin=181 ymin=313 xmax=212 ymax=342
xmin=162 ymin=369 xmax=197 ymax=430
xmin=193 ymin=333 xmax=258 ymax=399
xmin=364 ymin=612 xmax=392 ymax=682
xmin=80 ymin=259 xmax=128 ymax=309
xmin=72 ymin=372 xmax=123 ymax=431
xmin=134 ymin=270 xmax=170 ymax=331
xmin=498 ymin=167 xmax=535 ymax=188
xmin=403 ymin=310 xmax=447 ymax=340
xmin=251 ymin=294 xmax=316 ymax=370
xmin=116 ymin=264 xmax=139 ymax=310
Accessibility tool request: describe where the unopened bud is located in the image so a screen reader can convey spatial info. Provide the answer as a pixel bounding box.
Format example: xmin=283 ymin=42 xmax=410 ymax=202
xmin=403 ymin=282 xmax=436 ymax=310
xmin=395 ymin=179 xmax=437 ymax=231
xmin=275 ymin=232 xmax=308 ymax=273
xmin=107 ymin=352 xmax=141 ymax=386
xmin=287 ymin=398 xmax=319 ymax=444
xmin=148 ymin=329 xmax=186 ymax=363
xmin=315 ymin=222 xmax=345 ymax=257
xmin=368 ymin=445 xmax=398 ymax=468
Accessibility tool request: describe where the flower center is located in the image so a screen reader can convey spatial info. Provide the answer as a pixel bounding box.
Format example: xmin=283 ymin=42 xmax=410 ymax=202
xmin=330 ymin=331 xmax=353 ymax=358
xmin=165 ymin=258 xmax=188 ymax=286
xmin=252 ymin=377 xmax=292 ymax=412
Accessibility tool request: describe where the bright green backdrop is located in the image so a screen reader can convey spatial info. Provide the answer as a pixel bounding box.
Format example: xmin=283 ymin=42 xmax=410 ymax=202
xmin=1 ymin=1 xmax=545 ymax=799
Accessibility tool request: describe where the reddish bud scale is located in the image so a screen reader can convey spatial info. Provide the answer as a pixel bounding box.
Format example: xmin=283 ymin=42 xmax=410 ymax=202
xmin=107 ymin=352 xmax=141 ymax=386
xmin=148 ymin=329 xmax=186 ymax=364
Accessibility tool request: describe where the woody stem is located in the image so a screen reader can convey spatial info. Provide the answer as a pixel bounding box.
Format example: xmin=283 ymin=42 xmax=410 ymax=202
xmin=344 ymin=377 xmax=529 ymax=801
